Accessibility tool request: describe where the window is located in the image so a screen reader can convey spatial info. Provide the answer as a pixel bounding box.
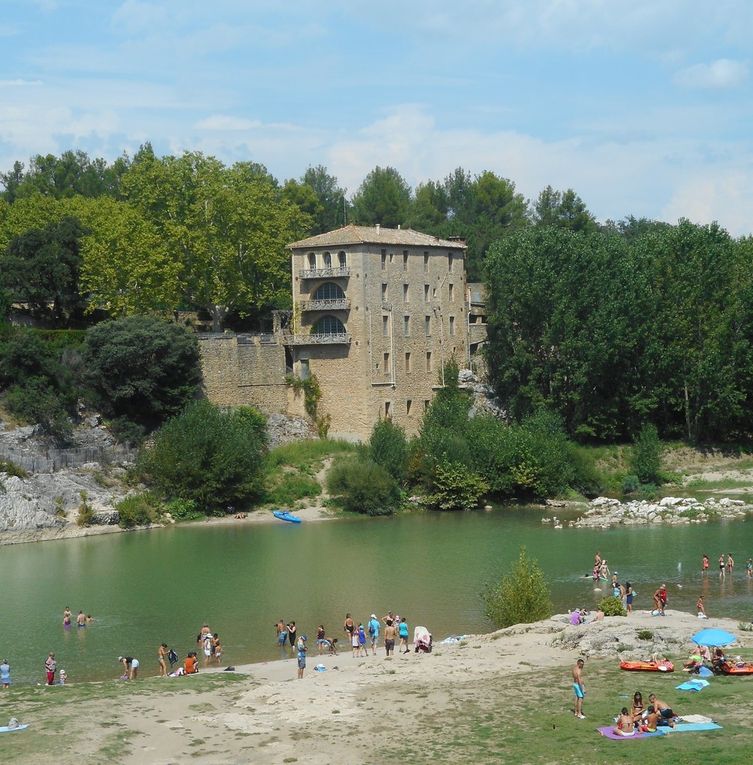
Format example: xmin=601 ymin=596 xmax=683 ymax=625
xmin=403 ymin=283 xmax=409 ymax=302
xmin=424 ymin=399 xmax=430 ymax=411
xmin=406 ymin=399 xmax=412 ymax=416
xmin=424 ymin=284 xmax=430 ymax=302
xmin=448 ymin=283 xmax=454 ymax=302
xmin=381 ymin=249 xmax=386 ymax=270
xmin=423 ymin=252 xmax=429 ymax=272
xmin=382 ymin=283 xmax=388 ymax=301
xmin=385 ymin=401 xmax=391 ymax=418
xmin=425 ymin=315 xmax=431 ymax=336
xmin=448 ymin=252 xmax=453 ymax=272
xmin=426 ymin=351 xmax=432 ymax=371
xmin=313 ymin=282 xmax=345 ymax=301
xmin=449 ymin=316 xmax=456 ymax=336
xmin=383 ymin=352 xmax=391 ymax=376
xmin=382 ymin=315 xmax=389 ymax=336
xmin=323 ymin=251 xmax=332 ymax=267
xmin=389 ymin=252 xmax=394 ymax=264
xmin=403 ymin=315 xmax=410 ymax=336
xmin=403 ymin=250 xmax=409 ymax=270
xmin=338 ymin=251 xmax=346 ymax=267
xmin=312 ymin=315 xmax=345 ymax=335
xmin=432 ymin=287 xmax=437 ymax=299
xmin=405 ymin=351 xmax=411 ymax=372
xmin=308 ymin=252 xmax=316 ymax=268
xmin=299 ymin=359 xmax=310 ymax=380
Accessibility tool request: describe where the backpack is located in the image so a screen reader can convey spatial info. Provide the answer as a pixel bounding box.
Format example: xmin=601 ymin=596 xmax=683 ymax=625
xmin=167 ymin=649 xmax=178 ymax=666
xmin=368 ymin=622 xmax=375 ymax=637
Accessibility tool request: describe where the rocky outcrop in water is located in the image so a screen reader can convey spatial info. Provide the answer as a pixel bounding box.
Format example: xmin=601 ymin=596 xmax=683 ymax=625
xmin=568 ymin=495 xmax=750 ymax=528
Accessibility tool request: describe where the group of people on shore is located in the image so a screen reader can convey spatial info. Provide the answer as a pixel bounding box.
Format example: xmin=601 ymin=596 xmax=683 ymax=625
xmin=279 ymin=610 xmax=422 ymax=678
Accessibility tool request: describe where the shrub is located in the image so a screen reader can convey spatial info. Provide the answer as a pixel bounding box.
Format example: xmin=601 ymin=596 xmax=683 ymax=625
xmin=637 ymin=629 xmax=654 ymax=641
xmin=140 ymin=400 xmax=267 ymax=513
xmin=327 ymin=457 xmax=400 ymax=516
xmin=427 ymin=461 xmax=487 ymax=511
xmin=83 ymin=316 xmax=201 ymax=434
xmin=598 ymin=595 xmax=626 ymax=616
xmin=4 ymin=379 xmax=73 ymax=443
xmin=369 ymin=418 xmax=408 ymax=482
xmin=630 ymin=423 xmax=662 ymax=485
xmin=483 ymin=547 xmax=553 ymax=628
xmin=163 ymin=497 xmax=202 ymax=521
xmin=622 ymin=474 xmax=640 ymax=493
xmin=0 ymin=459 xmax=29 ymax=479
xmin=77 ymin=491 xmax=93 ymax=526
xmin=116 ymin=492 xmax=162 ymax=528
xmin=264 ymin=472 xmax=321 ymax=506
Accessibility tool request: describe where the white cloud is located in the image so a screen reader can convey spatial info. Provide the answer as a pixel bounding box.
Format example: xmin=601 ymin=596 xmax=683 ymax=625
xmin=195 ymin=115 xmax=262 ymax=131
xmin=674 ymin=58 xmax=749 ymax=89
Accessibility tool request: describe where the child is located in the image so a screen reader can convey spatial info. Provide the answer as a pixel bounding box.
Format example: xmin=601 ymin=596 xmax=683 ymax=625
xmin=59 ymin=669 xmax=67 ymax=685
xmin=351 ymin=625 xmax=360 ymax=657
xmin=398 ymin=617 xmax=410 ymax=653
xmin=696 ymin=595 xmax=707 ymax=619
xmin=0 ymin=659 xmax=10 ymax=688
xmin=357 ymin=623 xmax=367 ymax=657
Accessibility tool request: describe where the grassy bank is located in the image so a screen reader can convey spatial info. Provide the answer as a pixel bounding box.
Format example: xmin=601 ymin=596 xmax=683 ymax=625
xmin=1 ymin=655 xmax=750 ymax=765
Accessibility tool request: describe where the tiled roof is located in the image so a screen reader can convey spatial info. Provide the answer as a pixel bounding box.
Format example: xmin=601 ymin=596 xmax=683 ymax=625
xmin=288 ymin=224 xmax=466 ymax=250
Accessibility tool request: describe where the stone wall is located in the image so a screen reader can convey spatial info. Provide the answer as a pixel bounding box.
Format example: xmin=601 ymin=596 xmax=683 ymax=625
xmin=198 ymin=334 xmax=289 ymax=413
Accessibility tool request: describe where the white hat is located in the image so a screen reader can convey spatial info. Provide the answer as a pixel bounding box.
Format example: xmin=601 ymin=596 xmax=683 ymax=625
xmin=370 ymin=614 xmax=377 ymax=619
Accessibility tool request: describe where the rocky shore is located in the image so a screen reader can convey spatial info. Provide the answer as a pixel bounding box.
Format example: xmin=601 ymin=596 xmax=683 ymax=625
xmin=563 ymin=495 xmax=751 ymax=529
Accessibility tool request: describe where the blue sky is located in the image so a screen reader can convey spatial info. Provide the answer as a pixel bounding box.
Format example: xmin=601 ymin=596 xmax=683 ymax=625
xmin=1 ymin=0 xmax=752 ymax=233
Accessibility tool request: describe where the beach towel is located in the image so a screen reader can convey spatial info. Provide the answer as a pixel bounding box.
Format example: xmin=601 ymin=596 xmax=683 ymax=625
xmin=596 ymin=726 xmax=663 ymax=740
xmin=661 ymin=722 xmax=722 ymax=733
xmin=0 ymin=724 xmax=29 ymax=734
xmin=697 ymin=666 xmax=713 ymax=678
xmin=678 ymin=714 xmax=714 ymax=724
xmin=676 ymin=679 xmax=710 ymax=691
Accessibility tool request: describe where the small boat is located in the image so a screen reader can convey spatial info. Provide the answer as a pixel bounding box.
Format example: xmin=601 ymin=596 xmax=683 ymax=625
xmin=720 ymin=661 xmax=753 ymax=676
xmin=619 ymin=660 xmax=674 ymax=673
xmin=272 ymin=510 xmax=302 ymax=524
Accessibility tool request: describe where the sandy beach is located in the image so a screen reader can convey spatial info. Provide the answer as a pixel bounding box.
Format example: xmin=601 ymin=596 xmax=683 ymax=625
xmin=4 ymin=608 xmax=749 ymax=764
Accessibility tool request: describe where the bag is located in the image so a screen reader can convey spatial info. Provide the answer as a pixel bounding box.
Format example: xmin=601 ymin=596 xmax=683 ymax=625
xmin=167 ymin=649 xmax=178 ymax=666
xmin=368 ymin=623 xmax=375 ymax=637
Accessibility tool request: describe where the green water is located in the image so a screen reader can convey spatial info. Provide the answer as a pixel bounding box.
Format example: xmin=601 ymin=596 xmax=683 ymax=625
xmin=2 ymin=510 xmax=753 ymax=685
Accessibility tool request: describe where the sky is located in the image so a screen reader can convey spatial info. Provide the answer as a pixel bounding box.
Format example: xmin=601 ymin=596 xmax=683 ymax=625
xmin=1 ymin=0 xmax=752 ymax=233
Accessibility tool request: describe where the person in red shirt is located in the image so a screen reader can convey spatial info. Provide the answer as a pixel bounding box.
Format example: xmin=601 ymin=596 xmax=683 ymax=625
xmin=653 ymin=584 xmax=667 ymax=615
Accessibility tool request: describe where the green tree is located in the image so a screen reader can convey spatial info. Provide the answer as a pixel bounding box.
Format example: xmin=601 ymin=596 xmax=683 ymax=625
xmin=427 ymin=460 xmax=487 ymax=511
xmin=408 ymin=180 xmax=449 ymax=232
xmin=301 ymin=165 xmax=347 ymax=233
xmin=141 ymin=401 xmax=268 ymax=513
xmin=0 ymin=217 xmax=86 ymax=324
xmin=368 ymin=418 xmax=408 ymax=482
xmin=630 ymin=423 xmax=662 ymax=485
xmin=483 ymin=547 xmax=553 ymax=628
xmin=121 ymin=151 xmax=310 ymax=329
xmin=82 ymin=316 xmax=201 ymax=436
xmin=533 ymin=186 xmax=597 ymax=233
xmin=327 ymin=456 xmax=401 ymax=515
xmin=351 ymin=166 xmax=412 ymax=227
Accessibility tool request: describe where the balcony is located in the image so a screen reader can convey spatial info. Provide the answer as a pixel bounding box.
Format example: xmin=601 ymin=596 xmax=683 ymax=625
xmin=299 ymin=298 xmax=350 ymax=311
xmin=299 ymin=266 xmax=350 ymax=279
xmin=284 ymin=332 xmax=351 ymax=345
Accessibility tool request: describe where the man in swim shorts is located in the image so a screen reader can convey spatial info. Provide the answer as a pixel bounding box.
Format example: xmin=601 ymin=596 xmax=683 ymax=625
xmin=572 ymin=658 xmax=585 ymax=718
xmin=384 ymin=619 xmax=396 ymax=657
xmin=648 ymin=693 xmax=675 ymax=727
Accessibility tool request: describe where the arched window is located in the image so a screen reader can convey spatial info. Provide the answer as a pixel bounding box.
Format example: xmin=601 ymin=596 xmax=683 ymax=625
xmin=312 ymin=315 xmax=345 ymax=335
xmin=338 ymin=251 xmax=346 ymax=267
xmin=323 ymin=251 xmax=332 ymax=267
xmin=308 ymin=252 xmax=316 ymax=268
xmin=313 ymin=282 xmax=345 ymax=301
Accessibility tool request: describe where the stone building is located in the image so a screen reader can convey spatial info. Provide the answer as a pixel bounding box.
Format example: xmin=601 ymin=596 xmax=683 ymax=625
xmin=199 ymin=224 xmax=478 ymax=441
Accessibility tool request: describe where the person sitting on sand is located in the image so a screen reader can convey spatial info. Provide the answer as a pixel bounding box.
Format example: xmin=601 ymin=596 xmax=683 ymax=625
xmin=184 ymin=652 xmax=198 ymax=675
xmin=614 ymin=707 xmax=635 ymax=736
xmin=648 ymin=693 xmax=675 ymax=727
xmin=569 ymin=609 xmax=582 ymax=626
xmin=631 ymin=691 xmax=644 ymax=724
xmin=644 ymin=705 xmax=659 ymax=732
xmin=684 ymin=649 xmax=703 ymax=673
xmin=712 ymin=647 xmax=726 ymax=672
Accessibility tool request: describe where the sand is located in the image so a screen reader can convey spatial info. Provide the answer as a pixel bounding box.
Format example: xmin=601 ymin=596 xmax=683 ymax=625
xmin=14 ymin=609 xmax=743 ymax=765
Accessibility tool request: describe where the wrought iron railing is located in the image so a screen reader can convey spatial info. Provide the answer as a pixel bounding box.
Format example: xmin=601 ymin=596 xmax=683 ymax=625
xmin=299 ymin=298 xmax=350 ymax=311
xmin=299 ymin=267 xmax=350 ymax=279
xmin=284 ymin=333 xmax=350 ymax=345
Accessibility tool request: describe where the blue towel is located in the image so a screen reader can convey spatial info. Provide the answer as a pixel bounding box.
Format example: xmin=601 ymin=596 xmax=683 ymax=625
xmin=676 ymin=679 xmax=710 ymax=691
xmin=698 ymin=666 xmax=713 ymax=678
xmin=661 ymin=722 xmax=722 ymax=733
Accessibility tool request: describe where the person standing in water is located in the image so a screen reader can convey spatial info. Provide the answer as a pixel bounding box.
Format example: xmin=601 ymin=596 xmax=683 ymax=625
xmin=0 ymin=659 xmax=10 ymax=688
xmin=287 ymin=621 xmax=297 ymax=653
xmin=747 ymin=558 xmax=753 ymax=578
xmin=76 ymin=611 xmax=86 ymax=628
xmin=726 ymin=553 xmax=735 ymax=575
xmin=158 ymin=643 xmax=168 ymax=677
xmin=625 ymin=582 xmax=634 ymax=615
xmin=45 ymin=653 xmax=57 ymax=685
xmin=63 ymin=607 xmax=72 ymax=629
xmin=719 ymin=554 xmax=726 ymax=577
xmin=702 ymin=554 xmax=709 ymax=575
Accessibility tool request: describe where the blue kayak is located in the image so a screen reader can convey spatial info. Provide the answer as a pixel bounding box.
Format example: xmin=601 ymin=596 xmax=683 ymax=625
xmin=272 ymin=510 xmax=302 ymax=524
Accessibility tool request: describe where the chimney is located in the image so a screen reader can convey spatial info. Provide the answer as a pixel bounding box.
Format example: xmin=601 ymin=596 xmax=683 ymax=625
xmin=376 ymin=224 xmax=380 ymax=235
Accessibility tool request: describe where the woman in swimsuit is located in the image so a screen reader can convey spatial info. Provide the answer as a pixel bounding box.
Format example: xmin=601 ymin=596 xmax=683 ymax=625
xmin=614 ymin=707 xmax=634 ymax=736
xmin=625 ymin=582 xmax=634 ymax=615
xmin=631 ymin=691 xmax=644 ymax=725
xmin=343 ymin=613 xmax=355 ymax=640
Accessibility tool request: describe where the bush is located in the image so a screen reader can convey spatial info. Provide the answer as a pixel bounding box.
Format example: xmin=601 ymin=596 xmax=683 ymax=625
xmin=0 ymin=459 xmax=29 ymax=479
xmin=631 ymin=423 xmax=662 ymax=485
xmin=77 ymin=491 xmax=93 ymax=526
xmin=264 ymin=472 xmax=321 ymax=505
xmin=598 ymin=595 xmax=626 ymax=616
xmin=4 ymin=379 xmax=73 ymax=443
xmin=427 ymin=461 xmax=487 ymax=511
xmin=327 ymin=457 xmax=401 ymax=516
xmin=637 ymin=629 xmax=654 ymax=641
xmin=83 ymin=316 xmax=201 ymax=433
xmin=622 ymin=474 xmax=640 ymax=493
xmin=483 ymin=547 xmax=553 ymax=628
xmin=140 ymin=400 xmax=267 ymax=513
xmin=369 ymin=418 xmax=408 ymax=482
xmin=116 ymin=492 xmax=162 ymax=528
xmin=164 ymin=497 xmax=202 ymax=521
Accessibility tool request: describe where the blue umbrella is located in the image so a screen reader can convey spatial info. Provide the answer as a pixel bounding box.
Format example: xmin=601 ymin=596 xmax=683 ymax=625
xmin=691 ymin=628 xmax=736 ymax=647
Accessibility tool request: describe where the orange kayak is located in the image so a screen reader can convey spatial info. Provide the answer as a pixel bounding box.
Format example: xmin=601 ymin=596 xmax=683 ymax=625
xmin=619 ymin=660 xmax=674 ymax=672
xmin=720 ymin=661 xmax=753 ymax=675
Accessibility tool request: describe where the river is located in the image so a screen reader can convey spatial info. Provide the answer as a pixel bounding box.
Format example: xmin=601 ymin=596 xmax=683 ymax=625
xmin=2 ymin=509 xmax=752 ymax=685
